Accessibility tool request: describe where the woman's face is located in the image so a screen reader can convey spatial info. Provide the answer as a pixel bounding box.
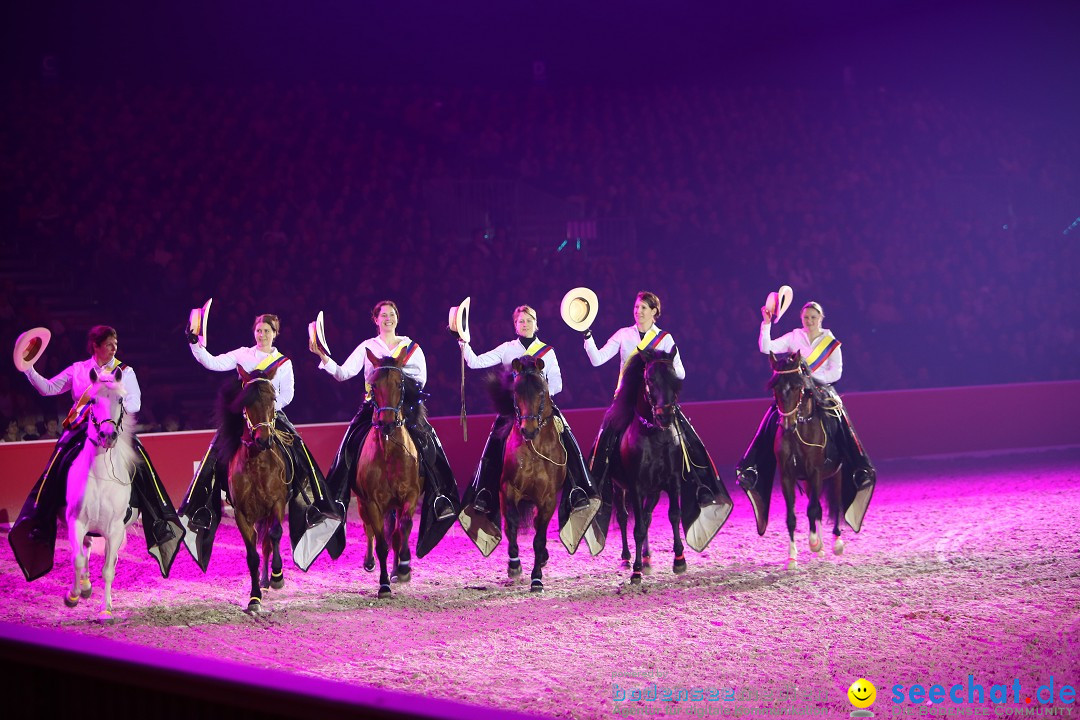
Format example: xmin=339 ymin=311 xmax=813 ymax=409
xmin=253 ymin=322 xmax=277 ymax=349
xmin=633 ymin=300 xmax=658 ymax=329
xmin=514 ymin=312 xmax=537 ymax=338
xmin=93 ymin=336 xmax=118 ymax=365
xmin=801 ymin=308 xmax=823 ymax=334
xmin=374 ymin=305 xmax=398 ymax=334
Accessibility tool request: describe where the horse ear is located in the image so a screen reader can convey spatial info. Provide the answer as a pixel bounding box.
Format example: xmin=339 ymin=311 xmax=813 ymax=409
xmin=238 ymin=367 xmax=251 ymax=383
xmin=793 ymin=350 xmax=802 ymax=363
xmin=511 ymin=358 xmax=523 ymax=372
xmin=114 ymin=367 xmax=123 ymax=383
xmin=534 ymin=357 xmax=545 ymax=371
xmin=365 ymin=348 xmax=379 ymax=366
xmin=263 ymin=364 xmax=278 ymax=380
xmin=89 ymin=368 xmax=99 ymax=383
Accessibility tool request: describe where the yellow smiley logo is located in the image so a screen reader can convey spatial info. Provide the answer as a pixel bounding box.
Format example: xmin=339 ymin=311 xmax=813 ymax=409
xmin=848 ymin=679 xmax=877 ymax=709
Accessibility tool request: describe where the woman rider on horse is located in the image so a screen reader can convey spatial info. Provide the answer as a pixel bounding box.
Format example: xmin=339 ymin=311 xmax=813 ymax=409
xmin=179 ymin=313 xmax=343 ymax=572
xmin=581 ymin=290 xmax=731 ymax=552
xmin=456 ymin=304 xmax=600 ymax=554
xmin=9 ymin=325 xmax=183 ymax=582
xmin=736 ymin=300 xmax=875 ymax=534
xmin=312 ymin=300 xmax=460 ymax=560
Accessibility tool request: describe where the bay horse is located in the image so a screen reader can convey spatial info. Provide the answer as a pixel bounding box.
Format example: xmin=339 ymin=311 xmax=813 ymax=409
xmin=611 ymin=349 xmax=689 ymax=584
xmin=225 ymin=366 xmax=290 ymax=612
xmin=769 ymin=351 xmax=844 ymax=568
xmin=64 ymin=367 xmax=134 ymax=623
xmin=355 ymin=348 xmax=423 ymax=599
xmin=495 ymin=356 xmax=566 ymax=592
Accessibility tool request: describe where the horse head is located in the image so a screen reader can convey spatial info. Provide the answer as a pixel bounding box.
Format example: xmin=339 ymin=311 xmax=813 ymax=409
xmin=236 ymin=365 xmax=278 ymax=452
xmin=87 ymin=367 xmax=127 ymax=449
xmin=641 ymin=349 xmax=681 ymax=429
xmin=510 ymin=356 xmax=550 ymax=441
xmin=769 ymin=351 xmax=811 ymax=430
xmin=366 ymin=348 xmax=406 ymax=436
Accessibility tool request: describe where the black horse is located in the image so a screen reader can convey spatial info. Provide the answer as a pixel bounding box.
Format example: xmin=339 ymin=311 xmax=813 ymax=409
xmin=609 ymin=350 xmax=732 ymax=583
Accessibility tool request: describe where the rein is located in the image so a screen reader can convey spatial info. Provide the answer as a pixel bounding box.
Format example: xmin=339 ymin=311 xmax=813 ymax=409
xmin=512 ymin=368 xmax=550 ymax=430
xmin=240 ymin=376 xmax=289 ymax=450
xmin=773 ymin=368 xmax=827 ymax=450
xmin=372 ymin=365 xmax=407 ymax=434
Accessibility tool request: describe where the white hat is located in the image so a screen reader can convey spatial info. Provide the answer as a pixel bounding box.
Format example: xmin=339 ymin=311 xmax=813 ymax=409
xmin=765 ymin=285 xmax=794 ymax=322
xmin=13 ymin=327 xmax=51 ymax=371
xmin=449 ymin=297 xmax=471 ymax=343
xmin=188 ymin=298 xmax=213 ymax=344
xmin=560 ymin=287 xmax=599 ymax=332
xmin=308 ymin=310 xmax=330 ymax=356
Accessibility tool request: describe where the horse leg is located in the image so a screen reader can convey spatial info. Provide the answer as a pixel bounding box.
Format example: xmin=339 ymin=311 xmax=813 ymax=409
xmin=639 ymin=493 xmax=660 ymax=576
xmin=530 ymin=505 xmax=553 ymax=592
xmin=615 ymin=485 xmax=631 ymax=567
xmin=392 ymin=507 xmax=412 ymax=583
xmin=669 ymin=488 xmax=687 ymax=575
xmin=375 ymin=514 xmax=392 ymax=598
xmin=236 ymin=514 xmax=263 ymax=612
xmin=268 ymin=521 xmax=285 ymax=590
xmin=630 ymin=490 xmax=648 ymax=584
xmin=506 ymin=498 xmax=522 ymax=580
xmin=97 ymin=523 xmax=122 ymax=624
xmin=807 ymin=474 xmax=824 ymax=556
xmin=65 ymin=520 xmax=90 ymax=607
xmin=781 ymin=471 xmax=798 ymax=568
xmin=829 ymin=471 xmax=845 ymax=555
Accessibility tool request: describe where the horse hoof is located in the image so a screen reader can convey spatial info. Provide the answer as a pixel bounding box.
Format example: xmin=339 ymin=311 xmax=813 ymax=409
xmin=642 ymin=554 xmax=651 ymax=567
xmin=530 ymin=580 xmax=544 ymax=593
xmin=377 ymin=585 xmax=392 ymax=599
xmin=833 ymin=539 xmax=845 ymax=555
xmin=392 ymin=571 xmax=411 ymax=584
xmin=630 ymin=572 xmax=643 ymax=585
xmin=64 ymin=593 xmax=80 ymax=608
xmin=620 ymin=559 xmax=631 ymax=569
xmin=641 ymin=564 xmax=653 ymax=576
xmin=809 ymin=534 xmax=823 ymax=553
xmin=246 ymin=598 xmax=263 ymax=614
xmin=673 ymin=559 xmax=688 ymax=575
xmin=508 ymin=563 xmax=522 ymax=578
xmin=363 ymin=558 xmax=376 ymax=573
xmin=96 ymin=610 xmax=117 ymax=625
xmin=786 ymin=558 xmax=798 ymax=570
xmin=270 ymin=577 xmax=285 ymax=591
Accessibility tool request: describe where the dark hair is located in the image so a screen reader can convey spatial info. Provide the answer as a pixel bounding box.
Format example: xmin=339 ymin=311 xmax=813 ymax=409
xmin=636 ymin=291 xmax=662 ymax=318
xmin=86 ymin=325 xmax=117 ymax=355
xmin=372 ymin=300 xmax=400 ymax=322
xmin=253 ymin=313 xmax=280 ymax=334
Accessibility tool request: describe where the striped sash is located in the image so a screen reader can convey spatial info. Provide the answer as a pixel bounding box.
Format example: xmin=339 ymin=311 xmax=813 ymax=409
xmin=805 ymin=334 xmax=841 ymax=373
xmin=615 ymin=328 xmax=670 ymax=394
xmin=366 ymin=340 xmax=419 ymax=399
xmin=523 ymin=339 xmax=553 ymax=359
xmin=254 ymin=351 xmax=289 ymax=376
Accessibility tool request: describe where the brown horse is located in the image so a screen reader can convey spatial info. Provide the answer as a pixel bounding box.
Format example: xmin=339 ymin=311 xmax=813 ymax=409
xmin=498 ymin=356 xmax=566 ymax=592
xmin=355 ymin=349 xmax=423 ymax=598
xmin=226 ymin=366 xmax=289 ymax=612
xmin=769 ymin=351 xmax=844 ymax=568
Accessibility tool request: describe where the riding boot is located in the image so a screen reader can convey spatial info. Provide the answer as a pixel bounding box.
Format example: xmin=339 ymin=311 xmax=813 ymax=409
xmin=8 ymin=424 xmax=86 ymax=581
xmin=582 ymin=423 xmax=621 ymax=555
xmin=274 ymin=412 xmax=343 ymax=571
xmin=737 ymin=405 xmax=779 ymax=536
xmin=411 ymin=416 xmax=460 ymax=559
xmin=552 ymin=408 xmax=601 ymax=554
xmin=128 ymin=437 xmax=185 ymax=578
xmin=459 ymin=415 xmax=510 ymax=556
xmin=321 ymin=403 xmax=374 ymax=560
xmin=674 ymin=408 xmax=733 ymax=552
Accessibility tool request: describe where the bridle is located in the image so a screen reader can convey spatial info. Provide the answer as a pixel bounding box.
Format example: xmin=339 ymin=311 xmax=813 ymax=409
xmin=641 ymin=359 xmax=678 ymax=430
xmin=512 ymin=367 xmax=550 ymax=432
xmin=773 ymin=363 xmax=827 ymax=449
xmin=241 ymin=376 xmax=277 ymax=449
xmin=372 ymin=365 xmax=406 ymax=434
xmin=88 ymin=396 xmax=125 ymax=449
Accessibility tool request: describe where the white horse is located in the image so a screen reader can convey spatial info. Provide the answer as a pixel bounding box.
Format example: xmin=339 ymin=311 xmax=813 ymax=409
xmin=64 ymin=367 xmax=135 ymax=622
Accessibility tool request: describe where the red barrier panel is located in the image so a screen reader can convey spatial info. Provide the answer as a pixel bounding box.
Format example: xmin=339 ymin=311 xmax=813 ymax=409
xmin=1 ymin=381 xmax=1077 ymax=523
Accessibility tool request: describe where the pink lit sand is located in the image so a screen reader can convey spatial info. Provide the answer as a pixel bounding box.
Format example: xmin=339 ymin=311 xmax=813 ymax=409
xmin=2 ymin=448 xmax=1078 ymax=718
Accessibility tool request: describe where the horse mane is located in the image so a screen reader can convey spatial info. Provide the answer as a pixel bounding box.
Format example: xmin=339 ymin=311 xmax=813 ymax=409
xmin=603 ymin=349 xmax=679 ymax=432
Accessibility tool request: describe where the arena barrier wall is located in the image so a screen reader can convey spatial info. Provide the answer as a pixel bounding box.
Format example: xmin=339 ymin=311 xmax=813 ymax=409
xmin=1 ymin=380 xmax=1076 ymax=525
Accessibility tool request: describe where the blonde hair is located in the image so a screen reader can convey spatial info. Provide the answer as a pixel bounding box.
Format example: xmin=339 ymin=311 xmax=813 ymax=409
xmin=802 ymin=301 xmax=824 ymax=317
xmin=513 ymin=305 xmax=538 ymax=324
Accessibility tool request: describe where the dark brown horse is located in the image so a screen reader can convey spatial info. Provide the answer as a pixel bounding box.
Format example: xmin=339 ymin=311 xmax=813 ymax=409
xmin=354 ymin=349 xmax=423 ymax=598
xmin=611 ymin=350 xmax=689 ymax=584
xmin=497 ymin=356 xmax=567 ymax=592
xmin=769 ymin=351 xmax=844 ymax=568
xmin=226 ymin=366 xmax=289 ymax=613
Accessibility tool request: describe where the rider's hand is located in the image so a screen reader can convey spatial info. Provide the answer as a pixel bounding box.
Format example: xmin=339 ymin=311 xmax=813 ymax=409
xmin=308 ymin=337 xmax=327 ymax=361
xmin=185 ymin=329 xmax=199 ymax=345
xmin=761 ymin=306 xmax=774 ymax=323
